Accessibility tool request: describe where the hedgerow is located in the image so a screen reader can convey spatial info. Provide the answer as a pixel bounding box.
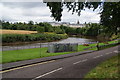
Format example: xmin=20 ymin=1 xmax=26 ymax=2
xmin=2 ymin=33 xmax=68 ymax=43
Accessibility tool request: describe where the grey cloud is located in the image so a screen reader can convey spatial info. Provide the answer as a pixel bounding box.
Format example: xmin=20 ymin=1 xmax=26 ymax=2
xmin=1 ymin=2 xmax=100 ymax=23
xmin=1 ymin=2 xmax=47 ymax=9
xmin=2 ymin=15 xmax=18 ymax=22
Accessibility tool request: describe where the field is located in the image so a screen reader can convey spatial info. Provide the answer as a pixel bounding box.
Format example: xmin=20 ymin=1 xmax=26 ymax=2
xmin=85 ymin=55 xmax=119 ymax=78
xmin=1 ymin=29 xmax=37 ymax=34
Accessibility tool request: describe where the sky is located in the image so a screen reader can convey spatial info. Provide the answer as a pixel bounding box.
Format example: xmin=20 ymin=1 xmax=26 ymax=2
xmin=0 ymin=2 xmax=101 ymax=24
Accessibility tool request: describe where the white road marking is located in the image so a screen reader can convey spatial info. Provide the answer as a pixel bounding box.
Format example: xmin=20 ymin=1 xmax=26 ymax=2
xmin=73 ymin=61 xmax=82 ymax=64
xmin=73 ymin=59 xmax=88 ymax=64
xmin=33 ymin=68 xmax=62 ymax=80
xmin=82 ymin=59 xmax=88 ymax=62
xmin=106 ymin=52 xmax=112 ymax=55
xmin=94 ymin=56 xmax=99 ymax=59
xmin=114 ymin=50 xmax=119 ymax=53
xmin=93 ymin=55 xmax=103 ymax=59
xmin=100 ymin=55 xmax=103 ymax=57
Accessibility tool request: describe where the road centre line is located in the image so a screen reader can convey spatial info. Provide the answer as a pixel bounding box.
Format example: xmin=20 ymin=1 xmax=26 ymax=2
xmin=32 ymin=67 xmax=62 ymax=80
xmin=0 ymin=60 xmax=55 ymax=73
xmin=114 ymin=50 xmax=119 ymax=53
xmin=73 ymin=59 xmax=88 ymax=64
xmin=106 ymin=52 xmax=112 ymax=55
xmin=93 ymin=55 xmax=103 ymax=59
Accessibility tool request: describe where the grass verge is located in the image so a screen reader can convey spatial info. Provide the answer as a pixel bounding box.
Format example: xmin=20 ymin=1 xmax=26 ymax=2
xmin=1 ymin=40 xmax=118 ymax=64
xmin=85 ymin=55 xmax=119 ymax=78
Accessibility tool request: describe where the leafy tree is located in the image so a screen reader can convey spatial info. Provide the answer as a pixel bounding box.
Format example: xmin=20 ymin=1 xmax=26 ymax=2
xmin=100 ymin=2 xmax=120 ymax=35
xmin=45 ymin=2 xmax=101 ymax=21
xmin=45 ymin=2 xmax=120 ymax=35
xmin=28 ymin=21 xmax=34 ymax=25
xmin=37 ymin=27 xmax=45 ymax=33
xmin=53 ymin=26 xmax=65 ymax=34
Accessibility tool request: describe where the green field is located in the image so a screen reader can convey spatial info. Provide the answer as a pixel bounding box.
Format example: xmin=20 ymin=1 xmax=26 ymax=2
xmin=85 ymin=55 xmax=119 ymax=78
xmin=1 ymin=40 xmax=118 ymax=64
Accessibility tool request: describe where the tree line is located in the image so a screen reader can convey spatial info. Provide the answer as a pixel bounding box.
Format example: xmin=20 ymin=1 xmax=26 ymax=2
xmin=1 ymin=20 xmax=119 ymax=39
xmin=1 ymin=20 xmax=65 ymax=34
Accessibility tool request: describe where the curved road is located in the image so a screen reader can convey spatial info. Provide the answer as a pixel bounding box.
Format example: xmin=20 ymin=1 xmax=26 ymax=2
xmin=1 ymin=45 xmax=119 ymax=80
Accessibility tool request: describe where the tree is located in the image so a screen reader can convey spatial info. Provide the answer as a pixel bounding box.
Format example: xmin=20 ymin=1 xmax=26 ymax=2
xmin=46 ymin=2 xmax=63 ymax=21
xmin=45 ymin=2 xmax=120 ymax=35
xmin=28 ymin=21 xmax=34 ymax=25
xmin=37 ymin=27 xmax=45 ymax=33
xmin=45 ymin=2 xmax=101 ymax=21
xmin=53 ymin=26 xmax=65 ymax=34
xmin=100 ymin=2 xmax=120 ymax=35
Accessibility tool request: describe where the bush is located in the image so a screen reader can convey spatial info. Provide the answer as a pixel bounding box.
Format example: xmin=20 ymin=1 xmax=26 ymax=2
xmin=2 ymin=33 xmax=68 ymax=43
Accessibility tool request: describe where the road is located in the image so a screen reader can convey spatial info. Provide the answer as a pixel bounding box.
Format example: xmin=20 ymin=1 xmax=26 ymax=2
xmin=1 ymin=45 xmax=119 ymax=80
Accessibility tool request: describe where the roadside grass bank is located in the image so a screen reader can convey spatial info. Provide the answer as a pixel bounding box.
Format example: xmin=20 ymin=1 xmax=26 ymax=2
xmin=2 ymin=48 xmax=75 ymax=64
xmin=1 ymin=40 xmax=119 ymax=64
xmin=85 ymin=55 xmax=119 ymax=78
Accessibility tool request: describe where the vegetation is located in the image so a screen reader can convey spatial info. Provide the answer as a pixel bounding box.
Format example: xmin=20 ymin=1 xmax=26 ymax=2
xmin=2 ymin=40 xmax=118 ymax=63
xmin=37 ymin=27 xmax=45 ymax=33
xmin=85 ymin=55 xmax=119 ymax=78
xmin=44 ymin=2 xmax=120 ymax=39
xmin=1 ymin=21 xmax=65 ymax=34
xmin=2 ymin=48 xmax=71 ymax=64
xmin=2 ymin=33 xmax=68 ymax=43
xmin=1 ymin=20 xmax=120 ymax=41
xmin=2 ymin=44 xmax=95 ymax=64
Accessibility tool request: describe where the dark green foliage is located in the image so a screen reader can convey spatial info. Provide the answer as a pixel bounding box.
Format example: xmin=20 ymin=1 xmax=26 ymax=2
xmin=2 ymin=33 xmax=68 ymax=43
xmin=100 ymin=2 xmax=120 ymax=35
xmin=46 ymin=2 xmax=63 ymax=21
xmin=45 ymin=2 xmax=120 ymax=36
xmin=60 ymin=25 xmax=77 ymax=35
xmin=53 ymin=26 xmax=65 ymax=34
xmin=37 ymin=22 xmax=54 ymax=32
xmin=37 ymin=27 xmax=45 ymax=33
xmin=75 ymin=23 xmax=103 ymax=36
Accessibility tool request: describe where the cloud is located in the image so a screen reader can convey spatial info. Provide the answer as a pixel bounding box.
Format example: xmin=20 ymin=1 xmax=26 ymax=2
xmin=1 ymin=2 xmax=100 ymax=23
xmin=62 ymin=8 xmax=100 ymax=23
xmin=1 ymin=2 xmax=46 ymax=8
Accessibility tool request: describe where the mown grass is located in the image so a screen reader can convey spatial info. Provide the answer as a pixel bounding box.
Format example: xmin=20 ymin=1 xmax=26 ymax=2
xmin=2 ymin=44 xmax=93 ymax=64
xmin=2 ymin=47 xmax=74 ymax=64
xmin=85 ymin=55 xmax=119 ymax=78
xmin=1 ymin=40 xmax=118 ymax=64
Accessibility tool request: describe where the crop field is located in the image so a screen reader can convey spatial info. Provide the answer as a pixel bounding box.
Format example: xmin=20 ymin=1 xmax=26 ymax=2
xmin=1 ymin=29 xmax=38 ymax=34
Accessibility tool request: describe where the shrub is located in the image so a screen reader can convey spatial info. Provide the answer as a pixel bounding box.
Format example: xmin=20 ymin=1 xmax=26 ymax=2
xmin=2 ymin=33 xmax=68 ymax=43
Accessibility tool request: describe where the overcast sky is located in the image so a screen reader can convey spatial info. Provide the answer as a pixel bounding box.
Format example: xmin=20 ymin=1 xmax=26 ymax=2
xmin=0 ymin=2 xmax=100 ymax=24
